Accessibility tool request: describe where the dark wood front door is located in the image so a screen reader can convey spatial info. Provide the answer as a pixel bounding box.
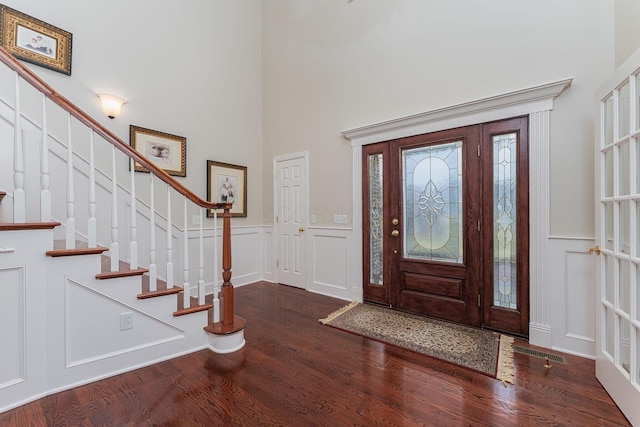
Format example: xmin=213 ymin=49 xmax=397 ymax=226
xmin=363 ymin=117 xmax=529 ymax=337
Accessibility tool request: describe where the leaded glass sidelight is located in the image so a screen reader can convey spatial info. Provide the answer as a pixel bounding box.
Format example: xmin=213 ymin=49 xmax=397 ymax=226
xmin=493 ymin=133 xmax=518 ymax=309
xmin=402 ymin=141 xmax=463 ymax=263
xmin=369 ymin=153 xmax=384 ymax=285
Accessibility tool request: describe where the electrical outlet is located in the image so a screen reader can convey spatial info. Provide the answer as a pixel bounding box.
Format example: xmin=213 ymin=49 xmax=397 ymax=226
xmin=192 ymin=215 xmax=201 ymax=225
xmin=120 ymin=312 xmax=134 ymax=331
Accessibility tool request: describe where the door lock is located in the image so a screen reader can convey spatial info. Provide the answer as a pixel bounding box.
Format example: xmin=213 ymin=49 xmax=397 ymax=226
xmin=391 ymin=218 xmax=399 ymax=225
xmin=299 ymin=227 xmax=305 ymax=233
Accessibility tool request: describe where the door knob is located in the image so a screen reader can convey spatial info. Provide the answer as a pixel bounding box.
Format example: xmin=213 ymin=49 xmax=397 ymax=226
xmin=299 ymin=227 xmax=305 ymax=232
xmin=587 ymin=245 xmax=601 ymax=256
xmin=391 ymin=218 xmax=399 ymax=225
xmin=391 ymin=230 xmax=399 ymax=237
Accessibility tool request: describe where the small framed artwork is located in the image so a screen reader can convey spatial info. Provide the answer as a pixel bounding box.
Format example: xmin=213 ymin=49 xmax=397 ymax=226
xmin=0 ymin=4 xmax=72 ymax=75
xmin=130 ymin=125 xmax=187 ymax=177
xmin=206 ymin=160 xmax=247 ymax=218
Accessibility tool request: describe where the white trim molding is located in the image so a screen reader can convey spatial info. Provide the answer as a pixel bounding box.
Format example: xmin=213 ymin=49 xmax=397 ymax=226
xmin=342 ymin=77 xmax=572 ymax=348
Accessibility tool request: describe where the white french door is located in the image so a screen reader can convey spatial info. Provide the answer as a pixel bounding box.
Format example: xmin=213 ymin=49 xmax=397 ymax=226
xmin=274 ymin=153 xmax=308 ymax=289
xmin=594 ymin=49 xmax=640 ymax=425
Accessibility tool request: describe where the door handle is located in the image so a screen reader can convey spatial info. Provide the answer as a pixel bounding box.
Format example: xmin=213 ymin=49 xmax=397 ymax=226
xmin=299 ymin=227 xmax=305 ymax=233
xmin=391 ymin=230 xmax=399 ymax=237
xmin=587 ymin=245 xmax=601 ymax=256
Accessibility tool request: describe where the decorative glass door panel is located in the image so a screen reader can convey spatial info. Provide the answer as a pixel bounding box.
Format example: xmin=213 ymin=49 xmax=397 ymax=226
xmin=402 ymin=142 xmax=463 ymax=263
xmin=493 ymin=133 xmax=518 ymax=310
xmin=369 ymin=153 xmax=384 ymax=285
xmin=362 ymin=143 xmax=389 ymax=304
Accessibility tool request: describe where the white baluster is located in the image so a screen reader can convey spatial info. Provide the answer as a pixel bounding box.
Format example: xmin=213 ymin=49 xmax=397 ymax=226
xmin=213 ymin=209 xmax=220 ymax=322
xmin=13 ymin=73 xmax=25 ymax=222
xmin=148 ymin=174 xmax=157 ymax=292
xmin=40 ymin=94 xmax=51 ymax=222
xmin=166 ymin=186 xmax=173 ymax=289
xmin=110 ymin=145 xmax=119 ymax=271
xmin=183 ymin=197 xmax=191 ymax=309
xmin=65 ymin=113 xmax=75 ymax=249
xmin=129 ymin=158 xmax=137 ymax=268
xmin=198 ymin=208 xmax=205 ymax=306
xmin=87 ymin=131 xmax=96 ymax=247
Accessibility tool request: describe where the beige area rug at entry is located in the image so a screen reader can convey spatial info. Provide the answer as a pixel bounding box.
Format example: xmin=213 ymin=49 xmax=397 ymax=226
xmin=320 ymin=302 xmax=514 ymax=384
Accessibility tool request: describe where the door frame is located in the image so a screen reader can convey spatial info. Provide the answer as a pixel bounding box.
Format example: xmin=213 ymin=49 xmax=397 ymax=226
xmin=273 ymin=151 xmax=310 ymax=288
xmin=342 ymin=78 xmax=572 ymax=347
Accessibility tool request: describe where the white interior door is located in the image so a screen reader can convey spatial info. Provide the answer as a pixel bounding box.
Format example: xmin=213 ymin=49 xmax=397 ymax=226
xmin=594 ymin=49 xmax=640 ymax=426
xmin=274 ymin=153 xmax=308 ymax=289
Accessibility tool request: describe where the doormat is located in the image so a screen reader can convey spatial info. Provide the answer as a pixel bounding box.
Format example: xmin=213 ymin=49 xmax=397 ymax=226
xmin=320 ymin=302 xmax=514 ymax=384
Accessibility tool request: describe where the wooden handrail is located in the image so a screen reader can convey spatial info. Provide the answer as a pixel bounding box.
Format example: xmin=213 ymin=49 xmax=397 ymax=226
xmin=2 ymin=46 xmax=242 ymax=337
xmin=0 ymin=47 xmax=228 ymax=211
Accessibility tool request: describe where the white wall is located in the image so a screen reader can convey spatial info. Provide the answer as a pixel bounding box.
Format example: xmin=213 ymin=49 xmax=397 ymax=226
xmin=262 ymin=0 xmax=613 ymax=238
xmin=615 ymin=0 xmax=640 ymax=67
xmin=0 ymin=0 xmax=263 ymax=227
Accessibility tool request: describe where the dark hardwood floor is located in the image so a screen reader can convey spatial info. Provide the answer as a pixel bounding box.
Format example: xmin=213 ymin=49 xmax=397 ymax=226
xmin=0 ymin=281 xmax=630 ymax=426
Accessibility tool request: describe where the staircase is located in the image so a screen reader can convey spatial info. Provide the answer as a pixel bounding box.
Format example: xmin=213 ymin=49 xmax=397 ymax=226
xmin=0 ymin=48 xmax=245 ymax=413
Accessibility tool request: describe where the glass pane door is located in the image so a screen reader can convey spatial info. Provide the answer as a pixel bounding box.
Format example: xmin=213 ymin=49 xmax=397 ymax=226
xmin=594 ymin=72 xmax=640 ymax=424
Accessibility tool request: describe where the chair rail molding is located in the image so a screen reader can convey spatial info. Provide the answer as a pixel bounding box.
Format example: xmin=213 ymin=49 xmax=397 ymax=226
xmin=342 ymin=77 xmax=573 ymax=349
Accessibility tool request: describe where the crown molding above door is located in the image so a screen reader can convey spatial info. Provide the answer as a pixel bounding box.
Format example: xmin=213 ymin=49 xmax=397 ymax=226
xmin=342 ymin=77 xmax=573 ymax=147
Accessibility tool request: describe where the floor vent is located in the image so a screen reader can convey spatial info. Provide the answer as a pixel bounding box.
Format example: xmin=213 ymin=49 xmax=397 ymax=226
xmin=512 ymin=345 xmax=567 ymax=364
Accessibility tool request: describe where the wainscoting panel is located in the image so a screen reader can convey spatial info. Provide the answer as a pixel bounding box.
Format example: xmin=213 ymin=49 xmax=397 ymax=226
xmin=0 ymin=266 xmax=25 ymax=389
xmin=187 ymin=226 xmax=263 ymax=295
xmin=64 ymin=278 xmax=185 ymax=367
xmin=227 ymin=228 xmax=261 ymax=285
xmin=263 ymin=227 xmax=275 ymax=282
xmin=307 ymin=228 xmax=353 ymax=301
xmin=549 ymin=237 xmax=596 ymax=358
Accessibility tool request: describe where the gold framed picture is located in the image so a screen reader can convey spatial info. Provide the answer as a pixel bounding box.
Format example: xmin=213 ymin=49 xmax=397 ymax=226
xmin=207 ymin=160 xmax=247 ymax=218
xmin=0 ymin=5 xmax=72 ymax=75
xmin=130 ymin=125 xmax=187 ymax=177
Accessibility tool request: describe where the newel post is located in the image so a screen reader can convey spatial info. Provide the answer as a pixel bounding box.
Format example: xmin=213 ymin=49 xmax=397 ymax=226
xmin=204 ymin=203 xmax=245 ymax=353
xmin=221 ymin=204 xmax=234 ymax=325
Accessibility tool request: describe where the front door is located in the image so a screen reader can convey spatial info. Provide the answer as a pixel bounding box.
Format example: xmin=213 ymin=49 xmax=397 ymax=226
xmin=363 ymin=117 xmax=529 ymax=336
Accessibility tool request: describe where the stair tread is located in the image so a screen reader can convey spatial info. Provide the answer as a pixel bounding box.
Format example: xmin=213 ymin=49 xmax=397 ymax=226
xmin=137 ymin=287 xmax=182 ymax=299
xmin=46 ymin=246 xmax=109 ymax=257
xmin=204 ymin=315 xmax=246 ymax=335
xmin=100 ymin=254 xmax=181 ymax=298
xmin=95 ymin=268 xmax=149 ymax=280
xmin=0 ymin=222 xmax=61 ymax=230
xmin=174 ymin=303 xmax=213 ymax=317
xmin=96 ymin=255 xmax=212 ymax=320
xmin=173 ymin=293 xmax=214 ymax=317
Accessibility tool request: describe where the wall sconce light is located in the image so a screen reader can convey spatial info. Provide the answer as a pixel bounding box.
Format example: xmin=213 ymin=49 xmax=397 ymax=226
xmin=97 ymin=93 xmax=125 ymax=119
